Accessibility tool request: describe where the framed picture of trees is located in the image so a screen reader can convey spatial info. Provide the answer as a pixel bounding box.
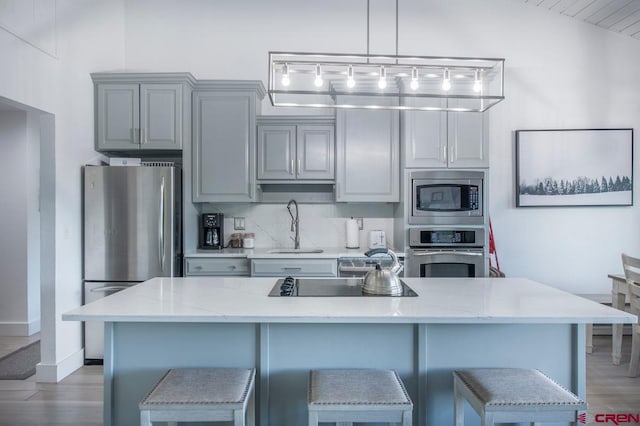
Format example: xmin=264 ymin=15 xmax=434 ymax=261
xmin=516 ymin=128 xmax=633 ymax=207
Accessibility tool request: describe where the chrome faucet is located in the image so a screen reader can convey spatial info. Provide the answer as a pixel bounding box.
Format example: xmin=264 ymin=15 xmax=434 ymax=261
xmin=286 ymin=199 xmax=300 ymax=249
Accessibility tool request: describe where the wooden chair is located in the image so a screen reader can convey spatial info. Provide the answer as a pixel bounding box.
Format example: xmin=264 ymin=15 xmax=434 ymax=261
xmin=621 ymin=253 xmax=640 ymax=377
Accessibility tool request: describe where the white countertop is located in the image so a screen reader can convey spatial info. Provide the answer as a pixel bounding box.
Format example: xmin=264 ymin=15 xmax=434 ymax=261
xmin=184 ymin=247 xmax=405 ymax=259
xmin=63 ymin=277 xmax=636 ymax=324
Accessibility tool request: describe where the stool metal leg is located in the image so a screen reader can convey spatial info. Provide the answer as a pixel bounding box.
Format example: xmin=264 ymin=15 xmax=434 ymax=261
xmin=247 ymin=385 xmax=256 ymax=426
xmin=482 ymin=411 xmax=494 ymax=426
xmin=454 ymin=381 xmax=464 ymax=426
xmin=402 ymin=410 xmax=412 ymax=426
xmin=233 ymin=407 xmax=246 ymax=426
xmin=140 ymin=410 xmax=151 ymax=426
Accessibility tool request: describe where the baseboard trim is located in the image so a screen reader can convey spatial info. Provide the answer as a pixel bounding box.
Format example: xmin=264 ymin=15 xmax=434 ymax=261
xmin=36 ymin=347 xmax=84 ymax=383
xmin=0 ymin=319 xmax=41 ymax=336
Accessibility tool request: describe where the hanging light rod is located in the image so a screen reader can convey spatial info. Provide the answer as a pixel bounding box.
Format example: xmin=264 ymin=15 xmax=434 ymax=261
xmin=268 ymin=51 xmax=505 ymax=112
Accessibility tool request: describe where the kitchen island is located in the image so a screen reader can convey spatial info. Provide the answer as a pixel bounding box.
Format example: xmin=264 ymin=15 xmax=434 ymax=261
xmin=63 ymin=277 xmax=635 ymax=426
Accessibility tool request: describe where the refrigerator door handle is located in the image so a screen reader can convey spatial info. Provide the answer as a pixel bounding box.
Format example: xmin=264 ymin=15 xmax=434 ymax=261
xmin=159 ymin=176 xmax=165 ymax=272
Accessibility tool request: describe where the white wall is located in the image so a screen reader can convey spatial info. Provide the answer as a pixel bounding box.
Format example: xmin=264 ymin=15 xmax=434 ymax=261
xmin=122 ymin=0 xmax=640 ymax=294
xmin=0 ymin=108 xmax=41 ymax=336
xmin=0 ymin=111 xmax=30 ymax=334
xmin=0 ymin=0 xmax=126 ymax=381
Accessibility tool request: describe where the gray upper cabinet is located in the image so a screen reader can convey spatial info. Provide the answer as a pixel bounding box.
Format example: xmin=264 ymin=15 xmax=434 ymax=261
xmin=257 ymin=116 xmax=335 ymax=181
xmin=92 ymin=73 xmax=194 ymax=152
xmin=192 ymin=81 xmax=265 ymax=203
xmin=297 ymin=125 xmax=335 ymax=179
xmin=257 ymin=125 xmax=296 ymax=179
xmin=446 ymin=111 xmax=489 ymax=168
xmin=336 ymin=105 xmax=400 ymax=202
xmin=404 ymin=99 xmax=489 ymax=168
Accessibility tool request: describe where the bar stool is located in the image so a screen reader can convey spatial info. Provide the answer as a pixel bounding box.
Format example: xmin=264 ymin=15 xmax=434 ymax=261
xmin=139 ymin=368 xmax=255 ymax=426
xmin=453 ymin=368 xmax=585 ymax=425
xmin=307 ymin=369 xmax=413 ymax=426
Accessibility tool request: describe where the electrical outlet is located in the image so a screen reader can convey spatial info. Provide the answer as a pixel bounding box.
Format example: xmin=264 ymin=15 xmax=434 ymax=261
xmin=355 ymin=217 xmax=363 ymax=230
xmin=234 ymin=217 xmax=245 ymax=230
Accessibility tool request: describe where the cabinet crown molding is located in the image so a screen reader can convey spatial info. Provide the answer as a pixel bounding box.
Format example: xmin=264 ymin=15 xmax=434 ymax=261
xmin=91 ymin=72 xmax=197 ymax=86
xmin=194 ymin=80 xmax=266 ymax=99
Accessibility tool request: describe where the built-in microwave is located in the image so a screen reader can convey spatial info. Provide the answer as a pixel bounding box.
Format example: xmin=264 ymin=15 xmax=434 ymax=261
xmin=409 ymin=170 xmax=485 ymax=225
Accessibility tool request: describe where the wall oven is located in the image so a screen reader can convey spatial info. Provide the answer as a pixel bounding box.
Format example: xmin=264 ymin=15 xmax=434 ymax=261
xmin=409 ymin=170 xmax=485 ymax=225
xmin=406 ymin=228 xmax=487 ymax=278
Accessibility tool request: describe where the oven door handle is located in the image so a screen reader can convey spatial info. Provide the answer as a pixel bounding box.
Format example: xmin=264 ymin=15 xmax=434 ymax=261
xmin=338 ymin=265 xmax=376 ymax=273
xmin=411 ymin=251 xmax=483 ymax=257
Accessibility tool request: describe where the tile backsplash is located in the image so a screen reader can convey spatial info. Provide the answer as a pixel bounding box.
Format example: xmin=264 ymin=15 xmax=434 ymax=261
xmin=200 ymin=203 xmax=396 ymax=250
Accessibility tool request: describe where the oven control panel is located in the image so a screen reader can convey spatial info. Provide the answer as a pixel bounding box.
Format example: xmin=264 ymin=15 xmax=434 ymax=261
xmin=409 ymin=228 xmax=485 ymax=247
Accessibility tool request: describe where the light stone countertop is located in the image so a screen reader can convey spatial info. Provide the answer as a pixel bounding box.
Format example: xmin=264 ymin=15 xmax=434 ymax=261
xmin=184 ymin=247 xmax=406 ymax=259
xmin=63 ymin=276 xmax=636 ymax=325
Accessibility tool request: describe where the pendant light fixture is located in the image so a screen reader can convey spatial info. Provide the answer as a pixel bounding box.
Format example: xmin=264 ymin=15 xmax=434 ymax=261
xmin=267 ymin=1 xmax=505 ymax=112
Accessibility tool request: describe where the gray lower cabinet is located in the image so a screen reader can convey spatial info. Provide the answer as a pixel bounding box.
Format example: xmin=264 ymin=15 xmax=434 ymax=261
xmin=403 ymin=101 xmax=489 ymax=168
xmin=184 ymin=257 xmax=250 ymax=277
xmin=251 ymin=258 xmax=337 ymax=277
xmin=257 ymin=116 xmax=335 ymax=181
xmin=92 ymin=73 xmax=195 ymax=152
xmin=192 ymin=82 xmax=265 ymax=202
xmin=336 ymin=106 xmax=399 ymax=202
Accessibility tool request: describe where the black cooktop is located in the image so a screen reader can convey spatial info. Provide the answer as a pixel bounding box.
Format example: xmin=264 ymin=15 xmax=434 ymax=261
xmin=268 ymin=277 xmax=418 ymax=297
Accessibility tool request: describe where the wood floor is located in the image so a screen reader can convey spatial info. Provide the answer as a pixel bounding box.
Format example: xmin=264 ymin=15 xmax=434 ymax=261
xmin=0 ymin=334 xmax=637 ymax=425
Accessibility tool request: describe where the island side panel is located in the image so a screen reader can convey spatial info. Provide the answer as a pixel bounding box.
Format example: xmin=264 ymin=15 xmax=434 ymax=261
xmin=264 ymin=323 xmax=418 ymax=426
xmin=425 ymin=323 xmax=579 ymax=426
xmin=106 ymin=322 xmax=259 ymax=426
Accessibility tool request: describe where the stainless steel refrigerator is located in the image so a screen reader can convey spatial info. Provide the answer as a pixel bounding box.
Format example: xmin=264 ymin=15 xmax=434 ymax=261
xmin=82 ymin=164 xmax=182 ymax=360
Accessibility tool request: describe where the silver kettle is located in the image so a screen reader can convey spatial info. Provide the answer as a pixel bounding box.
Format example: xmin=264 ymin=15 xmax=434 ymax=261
xmin=362 ymin=248 xmax=404 ymax=296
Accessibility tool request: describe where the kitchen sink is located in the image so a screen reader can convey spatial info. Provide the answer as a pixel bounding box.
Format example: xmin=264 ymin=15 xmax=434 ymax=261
xmin=268 ymin=249 xmax=324 ymax=254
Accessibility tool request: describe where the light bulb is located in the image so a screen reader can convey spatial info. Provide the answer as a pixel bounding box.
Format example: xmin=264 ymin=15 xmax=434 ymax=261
xmin=347 ymin=65 xmax=355 ymax=88
xmin=281 ymin=63 xmax=290 ymax=87
xmin=410 ymin=67 xmax=419 ymax=90
xmin=378 ymin=66 xmax=387 ymax=89
xmin=314 ymin=64 xmax=323 ymax=87
xmin=473 ymin=69 xmax=482 ymax=93
xmin=442 ymin=68 xmax=451 ymax=91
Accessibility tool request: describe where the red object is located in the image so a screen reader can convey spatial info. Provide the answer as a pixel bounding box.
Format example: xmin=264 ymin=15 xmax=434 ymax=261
xmin=489 ymin=219 xmax=501 ymax=272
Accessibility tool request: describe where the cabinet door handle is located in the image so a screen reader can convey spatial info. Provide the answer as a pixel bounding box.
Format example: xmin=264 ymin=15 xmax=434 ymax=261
xmin=141 ymin=128 xmax=146 ymax=144
xmin=194 ymin=265 xmax=203 ymax=270
xmin=290 ymin=159 xmax=294 ymax=175
xmin=228 ymin=265 xmax=237 ymax=270
xmin=282 ymin=267 xmax=302 ymax=271
xmin=443 ymin=145 xmax=447 ymax=163
xmin=450 ymin=145 xmax=455 ymax=163
xmin=297 ymin=159 xmax=301 ymax=175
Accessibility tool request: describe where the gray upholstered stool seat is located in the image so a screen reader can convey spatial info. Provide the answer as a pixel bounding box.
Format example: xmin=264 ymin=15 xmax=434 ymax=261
xmin=453 ymin=368 xmax=586 ymax=426
xmin=308 ymin=369 xmax=413 ymax=426
xmin=139 ymin=368 xmax=255 ymax=426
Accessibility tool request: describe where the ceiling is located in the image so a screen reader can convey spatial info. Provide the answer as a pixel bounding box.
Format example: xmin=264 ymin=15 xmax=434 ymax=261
xmin=523 ymin=0 xmax=640 ymax=40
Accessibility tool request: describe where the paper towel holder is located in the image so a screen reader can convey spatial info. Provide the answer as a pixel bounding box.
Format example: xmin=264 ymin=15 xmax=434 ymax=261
xmin=346 ymin=217 xmax=360 ymax=249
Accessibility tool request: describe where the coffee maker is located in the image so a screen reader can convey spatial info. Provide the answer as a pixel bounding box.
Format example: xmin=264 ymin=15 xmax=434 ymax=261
xmin=199 ymin=213 xmax=224 ymax=250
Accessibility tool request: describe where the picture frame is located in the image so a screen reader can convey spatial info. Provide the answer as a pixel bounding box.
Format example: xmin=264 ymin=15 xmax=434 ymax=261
xmin=515 ymin=128 xmax=633 ymax=207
